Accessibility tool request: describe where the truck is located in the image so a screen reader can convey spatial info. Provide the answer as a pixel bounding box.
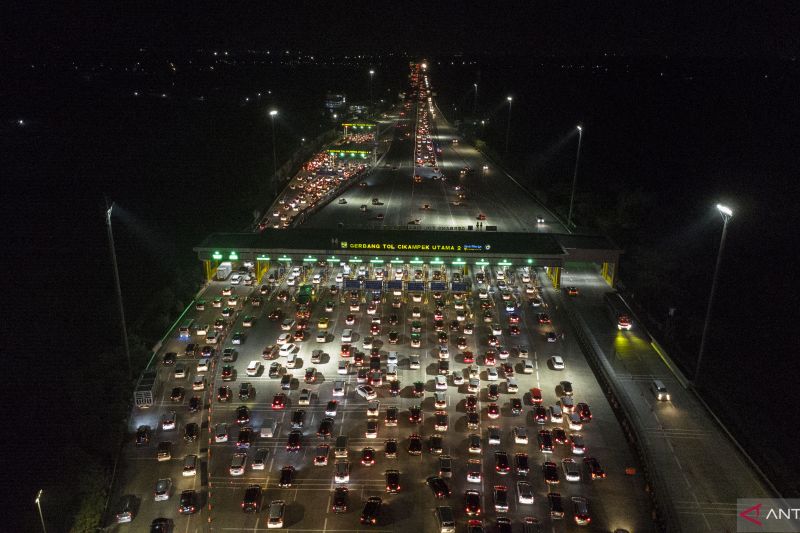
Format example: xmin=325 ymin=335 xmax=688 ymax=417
xmin=297 ymin=285 xmax=313 ymax=306
xmin=216 ymin=262 xmax=232 ymax=281
xmin=134 ymin=369 xmax=158 ymax=408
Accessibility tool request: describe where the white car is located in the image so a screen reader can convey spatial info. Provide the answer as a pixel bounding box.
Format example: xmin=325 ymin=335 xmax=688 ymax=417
xmin=530 ymin=298 xmax=543 ymax=307
xmin=279 ymin=343 xmax=297 ymax=357
xmin=357 ymin=385 xmax=377 ymax=400
xmin=467 ymin=461 xmax=482 ymax=483
xmin=246 ymin=361 xmax=262 ymax=376
xmin=487 ymin=367 xmax=499 ymax=381
xmin=367 ymin=401 xmax=380 ymax=417
xmin=281 ymin=319 xmax=294 ymax=331
xmin=154 ymin=478 xmax=171 ymax=502
xmin=452 ymin=372 xmax=465 ymax=385
xmin=550 ymin=355 xmax=565 ymax=370
xmin=570 ymin=434 xmax=586 ymax=455
xmin=517 ymin=481 xmax=534 ymax=504
xmin=412 ymin=293 xmax=422 ymax=302
xmin=229 ymin=452 xmax=246 ymax=476
xmin=197 ymin=358 xmax=210 ymax=372
xmin=277 ymin=333 xmax=291 ymax=345
xmin=231 ymin=274 xmax=242 ymax=285
xmin=513 ymin=427 xmax=528 ymax=444
xmin=409 ymin=356 xmax=421 ymax=369
xmin=525 ymin=284 xmax=535 ymax=294
xmin=363 ymin=337 xmax=374 ymax=349
xmin=214 ymin=423 xmax=228 ymax=443
xmin=316 ymin=331 xmax=327 ymax=343
xmin=506 ymin=378 xmax=518 ymax=393
xmin=336 ymin=273 xmax=344 ymax=283
xmin=464 ymin=324 xmax=474 ymax=335
xmin=192 ymin=375 xmax=205 ymax=391
xmin=333 ymin=381 xmax=345 ymax=396
xmin=568 ymin=413 xmax=583 ymax=431
xmin=313 ymin=274 xmax=321 ymax=284
xmin=562 ymin=458 xmax=581 ymax=482
xmin=435 ymin=375 xmax=447 ymax=390
xmin=434 ymin=392 xmax=447 ymax=409
xmin=438 ymin=347 xmax=449 ymax=360
xmin=478 ymin=289 xmax=488 ymax=300
xmin=195 ymin=324 xmax=209 ymax=336
xmin=523 ymin=360 xmax=534 ymax=374
xmin=491 ymin=324 xmax=502 ymax=336
xmin=285 ymin=352 xmax=298 ymax=369
xmin=286 ymin=276 xmax=296 ymax=286
xmin=252 ymin=449 xmax=268 ymax=470
xmin=338 ymin=361 xmax=349 ymax=375
xmin=298 ymin=389 xmax=311 ymax=405
xmin=161 ymin=411 xmax=176 ymax=431
xmin=387 ymin=352 xmax=398 ymax=365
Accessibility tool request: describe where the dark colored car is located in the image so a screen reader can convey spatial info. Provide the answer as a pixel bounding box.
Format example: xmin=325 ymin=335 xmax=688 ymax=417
xmin=413 ymin=381 xmax=425 ymax=397
xmin=385 ymin=469 xmax=401 ymax=493
xmin=332 ymin=487 xmax=349 ymax=513
xmin=278 ymin=465 xmax=295 ymax=487
xmin=162 ymin=352 xmax=176 ymax=366
xmin=188 ymin=396 xmax=201 ymax=412
xmin=217 ymin=386 xmax=232 ymax=402
xmin=241 ymin=484 xmax=261 ymax=513
xmin=170 ymin=387 xmax=185 ymax=402
xmin=426 ymin=475 xmax=451 ymax=498
xmin=221 ymin=365 xmax=235 ymax=381
xmin=136 ymin=425 xmax=151 ymax=446
xmin=286 ymin=430 xmax=302 ymax=451
xmin=239 ymin=382 xmax=253 ymax=400
xmin=361 ymin=447 xmax=376 ymax=466
xmin=487 ymin=384 xmax=499 ymax=401
xmin=235 ymin=405 xmax=250 ymax=425
xmin=272 ymin=393 xmax=287 ymax=409
xmin=585 ymin=457 xmax=607 ymax=479
xmin=360 ymin=496 xmax=382 ymax=525
xmin=510 ymin=398 xmax=522 ymax=415
xmin=178 ymin=490 xmax=197 ymax=514
xmin=538 ymin=429 xmax=554 ymax=452
xmin=409 ymin=405 xmax=422 ymax=424
xmin=464 ymin=490 xmax=482 ymax=516
xmin=494 ymin=451 xmax=510 ymax=474
xmin=183 ymin=423 xmax=199 ymax=442
xmin=389 ymin=380 xmax=401 ymax=396
xmin=317 ymin=417 xmax=334 ymax=437
xmin=543 ymin=461 xmax=560 ymax=484
xmin=408 ymin=434 xmax=422 ymax=455
xmin=515 ymin=452 xmax=530 ymax=475
xmin=291 ymin=409 xmax=306 ymax=429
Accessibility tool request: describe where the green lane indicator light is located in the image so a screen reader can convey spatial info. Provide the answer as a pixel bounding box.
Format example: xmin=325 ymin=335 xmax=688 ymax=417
xmin=303 ymin=256 xmax=317 ymax=262
xmin=475 ymin=260 xmax=490 ymax=266
xmin=452 ymin=258 xmax=466 ymax=265
xmin=278 ymin=256 xmax=292 ymax=262
xmin=390 ymin=258 xmax=404 ymax=264
xmin=498 ymin=260 xmax=512 ymax=267
xmin=257 ymin=255 xmax=270 ymax=261
xmin=229 ymin=251 xmax=239 ymax=261
xmin=212 ymin=251 xmax=223 ymax=260
xmin=370 ymin=258 xmax=384 ymax=264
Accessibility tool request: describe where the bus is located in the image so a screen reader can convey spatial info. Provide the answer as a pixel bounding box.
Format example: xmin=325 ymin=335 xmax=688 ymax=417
xmin=603 ymin=292 xmax=633 ymax=330
xmin=179 ymin=319 xmax=195 ymax=339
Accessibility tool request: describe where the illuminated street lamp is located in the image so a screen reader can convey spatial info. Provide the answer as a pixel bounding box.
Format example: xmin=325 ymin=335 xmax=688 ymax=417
xmin=269 ymin=109 xmax=278 ymax=197
xmin=369 ymin=69 xmax=375 ymax=116
xmin=567 ymin=125 xmax=584 ymax=228
xmin=695 ymin=203 xmax=734 ymax=387
xmin=473 ymin=83 xmax=478 ymax=115
xmin=35 ymin=489 xmax=46 ymax=533
xmin=105 ymin=200 xmax=132 ymax=382
xmin=504 ymin=96 xmax=513 ymax=155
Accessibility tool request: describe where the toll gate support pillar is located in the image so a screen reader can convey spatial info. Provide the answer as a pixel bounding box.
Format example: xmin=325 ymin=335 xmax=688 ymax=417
xmin=601 ymin=261 xmax=616 ymax=287
xmin=545 ymin=266 xmax=561 ymax=289
xmin=204 ymin=260 xmax=215 ymax=282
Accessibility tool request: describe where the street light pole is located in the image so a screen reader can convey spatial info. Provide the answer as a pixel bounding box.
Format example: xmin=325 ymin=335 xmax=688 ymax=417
xmin=35 ymin=489 xmax=47 ymax=533
xmin=473 ymin=83 xmax=478 ymax=115
xmin=105 ymin=199 xmax=132 ymax=382
xmin=269 ymin=109 xmax=278 ymax=199
xmin=504 ymin=96 xmax=512 ymax=155
xmin=369 ymin=70 xmax=375 ymax=117
xmin=694 ymin=204 xmax=733 ymax=388
xmin=567 ymin=125 xmax=584 ymax=228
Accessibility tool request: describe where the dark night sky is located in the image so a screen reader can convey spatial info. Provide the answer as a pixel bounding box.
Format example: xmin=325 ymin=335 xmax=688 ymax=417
xmin=7 ymin=1 xmax=800 ymax=58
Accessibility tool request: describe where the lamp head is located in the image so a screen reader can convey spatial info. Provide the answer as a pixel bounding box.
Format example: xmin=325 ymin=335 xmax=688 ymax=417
xmin=716 ymin=204 xmax=733 ymax=217
xmin=269 ymin=109 xmax=278 ymax=117
xmin=577 ymin=125 xmax=582 ymax=132
xmin=506 ymin=96 xmax=513 ymax=102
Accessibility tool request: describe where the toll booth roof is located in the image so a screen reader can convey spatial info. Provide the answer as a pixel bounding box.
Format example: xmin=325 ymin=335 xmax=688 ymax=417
xmin=195 ymin=228 xmax=567 ymax=257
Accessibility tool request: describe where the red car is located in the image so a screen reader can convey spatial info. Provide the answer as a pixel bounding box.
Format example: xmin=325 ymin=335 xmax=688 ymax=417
xmin=508 ymin=313 xmax=520 ymax=324
xmin=533 ymin=406 xmax=548 ymax=424
xmin=370 ymin=324 xmax=380 ymax=334
xmin=585 ymin=457 xmax=606 ymax=479
xmin=484 ymin=353 xmax=496 ymax=366
xmin=466 ymin=395 xmax=478 ymax=412
xmin=537 ymin=313 xmax=551 ymax=324
xmin=501 ymin=363 xmax=513 ymax=377
xmin=509 ymin=325 xmax=520 ymax=336
xmin=476 ymin=213 xmax=486 ymax=221
xmin=577 ymin=403 xmax=593 ymax=422
xmin=340 ymin=344 xmax=352 ymax=357
xmin=530 ymin=387 xmax=543 ymax=404
xmin=487 ymin=403 xmax=500 ymax=419
xmin=463 ymin=351 xmax=475 ymax=364
xmin=272 ymin=393 xmax=286 ymax=410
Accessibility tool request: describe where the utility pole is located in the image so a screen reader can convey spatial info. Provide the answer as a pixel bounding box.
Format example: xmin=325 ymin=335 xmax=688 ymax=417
xmin=105 ymin=199 xmax=132 ymax=381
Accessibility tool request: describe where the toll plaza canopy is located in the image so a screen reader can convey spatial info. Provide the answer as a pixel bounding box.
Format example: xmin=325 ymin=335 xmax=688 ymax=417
xmin=194 ymin=228 xmax=621 ymax=274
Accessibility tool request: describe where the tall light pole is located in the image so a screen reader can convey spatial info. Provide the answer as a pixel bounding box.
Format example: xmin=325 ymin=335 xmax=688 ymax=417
xmin=504 ymin=96 xmax=513 ymax=155
xmin=567 ymin=125 xmax=584 ymax=228
xmin=35 ymin=489 xmax=47 ymax=533
xmin=694 ymin=203 xmax=733 ymax=388
xmin=369 ymin=69 xmax=375 ymax=117
xmin=473 ymin=83 xmax=478 ymax=115
xmin=105 ymin=199 xmax=132 ymax=382
xmin=269 ymin=109 xmax=278 ymax=198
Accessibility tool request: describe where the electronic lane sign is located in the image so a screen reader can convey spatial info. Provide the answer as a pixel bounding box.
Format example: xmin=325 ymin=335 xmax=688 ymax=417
xmin=451 ymin=282 xmax=468 ymax=292
xmin=344 ymin=280 xmax=362 ymax=290
xmin=365 ymin=280 xmax=383 ymax=291
xmin=407 ymin=281 xmax=425 ymax=292
xmin=430 ymin=282 xmax=447 ymax=291
xmin=387 ymin=280 xmax=403 ymax=290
